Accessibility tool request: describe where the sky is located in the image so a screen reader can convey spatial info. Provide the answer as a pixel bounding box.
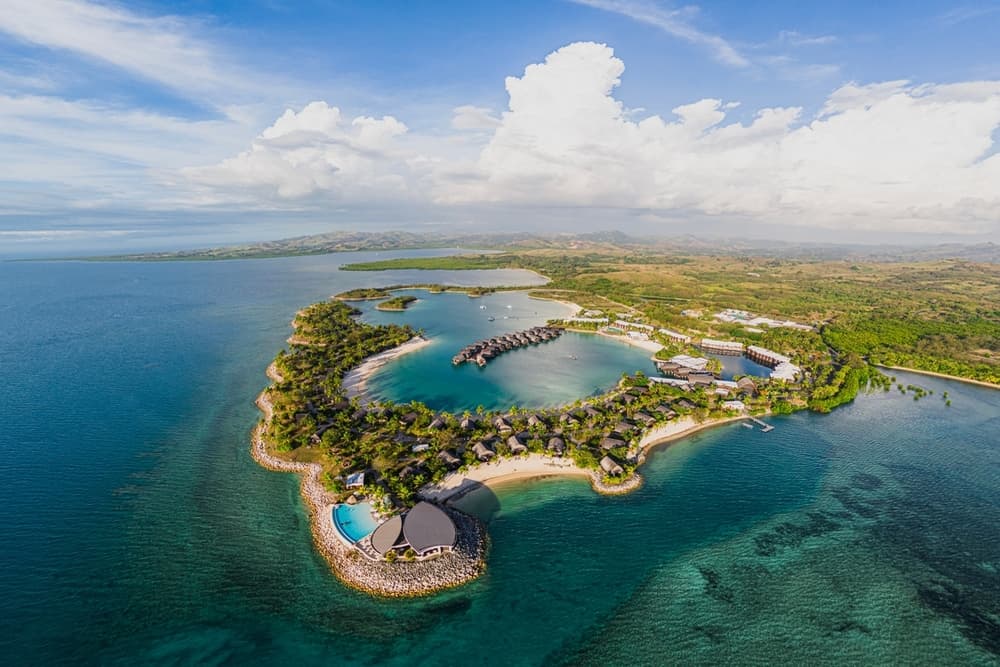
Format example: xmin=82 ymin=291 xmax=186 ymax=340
xmin=1 ymin=0 xmax=1000 ymax=254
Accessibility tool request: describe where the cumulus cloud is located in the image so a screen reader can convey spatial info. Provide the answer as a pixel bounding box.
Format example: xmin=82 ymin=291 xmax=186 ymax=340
xmin=188 ymin=42 xmax=1000 ymax=234
xmin=451 ymin=105 xmax=502 ymax=130
xmin=183 ymin=101 xmax=416 ymax=201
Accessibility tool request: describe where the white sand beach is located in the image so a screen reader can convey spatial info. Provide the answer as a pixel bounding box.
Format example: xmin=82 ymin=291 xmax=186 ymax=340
xmin=420 ymin=454 xmax=590 ymax=502
xmin=594 ymin=329 xmax=665 ymax=354
xmin=343 ymin=335 xmax=432 ymax=399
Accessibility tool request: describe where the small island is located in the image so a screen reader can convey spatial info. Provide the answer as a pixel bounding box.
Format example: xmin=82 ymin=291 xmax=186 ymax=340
xmin=252 ymin=285 xmax=901 ymax=597
xmin=375 ymin=295 xmax=418 ymax=311
xmin=335 ymin=287 xmax=393 ymax=301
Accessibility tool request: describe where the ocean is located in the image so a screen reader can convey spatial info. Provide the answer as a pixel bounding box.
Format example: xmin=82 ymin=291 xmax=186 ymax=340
xmin=1 ymin=251 xmax=997 ymax=665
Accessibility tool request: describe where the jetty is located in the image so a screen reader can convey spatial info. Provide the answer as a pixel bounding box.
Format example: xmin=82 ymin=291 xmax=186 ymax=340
xmin=747 ymin=416 xmax=774 ymax=432
xmin=452 ymin=326 xmax=564 ymax=367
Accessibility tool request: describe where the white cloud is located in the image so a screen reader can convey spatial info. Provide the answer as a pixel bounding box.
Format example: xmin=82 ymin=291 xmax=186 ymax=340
xmin=0 ymin=0 xmax=263 ymax=104
xmin=451 ymin=105 xmax=502 ymax=130
xmin=434 ymin=42 xmax=1000 ymax=233
xmin=183 ymin=101 xmax=418 ymax=201
xmin=777 ymin=30 xmax=837 ymax=47
xmin=569 ymin=0 xmax=749 ymax=67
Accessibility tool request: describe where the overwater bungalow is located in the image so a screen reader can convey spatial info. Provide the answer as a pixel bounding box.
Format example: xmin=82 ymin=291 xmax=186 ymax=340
xmin=600 ymin=456 xmax=624 ymax=476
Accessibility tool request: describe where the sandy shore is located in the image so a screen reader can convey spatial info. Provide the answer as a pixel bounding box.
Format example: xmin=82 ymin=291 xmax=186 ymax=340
xmin=528 ymin=293 xmax=582 ymax=316
xmin=252 ymin=371 xmax=486 ymax=597
xmin=420 ymin=455 xmax=591 ymax=502
xmin=877 ymin=365 xmax=1000 ymax=390
xmin=342 ymin=335 xmax=432 ymax=400
xmin=593 ymin=329 xmax=665 ymax=354
xmin=420 ymin=414 xmax=755 ymax=503
xmin=638 ymin=415 xmax=751 ymax=453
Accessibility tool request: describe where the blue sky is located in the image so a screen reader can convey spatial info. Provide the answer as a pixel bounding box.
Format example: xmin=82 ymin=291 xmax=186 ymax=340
xmin=1 ymin=0 xmax=999 ymax=254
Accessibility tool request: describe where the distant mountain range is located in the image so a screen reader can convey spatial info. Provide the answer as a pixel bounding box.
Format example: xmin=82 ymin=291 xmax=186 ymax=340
xmin=89 ymin=230 xmax=1000 ymax=264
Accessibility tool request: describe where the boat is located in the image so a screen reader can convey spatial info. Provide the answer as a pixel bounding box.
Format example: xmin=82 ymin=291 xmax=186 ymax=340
xmin=741 ymin=423 xmax=754 ymax=429
xmin=488 ymin=316 xmax=495 ymax=321
xmin=506 ymin=305 xmax=512 ymax=309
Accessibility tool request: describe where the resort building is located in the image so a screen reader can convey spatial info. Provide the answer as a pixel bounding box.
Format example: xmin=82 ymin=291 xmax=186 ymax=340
xmin=700 ymin=338 xmax=746 ymax=355
xmin=600 ymin=456 xmax=624 ymax=476
xmin=614 ymin=320 xmax=655 ymax=333
xmin=345 ymin=471 xmax=365 ymax=489
xmin=746 ymin=345 xmax=802 ymax=382
xmin=658 ymin=328 xmax=692 ymax=344
xmin=565 ymin=317 xmax=609 ymax=324
xmin=370 ymin=502 xmax=457 ymax=558
xmin=669 ymin=354 xmax=710 ymax=371
xmin=714 ymin=309 xmax=812 ymax=331
xmin=472 ymin=441 xmax=495 ymax=461
xmin=722 ymin=400 xmax=747 ymax=412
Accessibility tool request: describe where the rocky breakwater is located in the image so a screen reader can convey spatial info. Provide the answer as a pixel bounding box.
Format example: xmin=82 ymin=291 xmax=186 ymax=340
xmin=252 ymin=368 xmax=487 ymax=597
xmin=452 ymin=326 xmax=563 ymax=367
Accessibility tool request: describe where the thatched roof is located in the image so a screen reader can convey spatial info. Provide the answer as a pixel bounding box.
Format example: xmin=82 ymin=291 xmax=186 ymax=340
xmin=600 ymin=436 xmax=626 ymax=451
xmin=507 ymin=435 xmax=528 ymax=453
xmin=547 ymin=436 xmax=566 ymax=454
xmin=437 ymin=450 xmax=461 ymax=467
xmin=472 ymin=441 xmax=495 ymax=459
xmin=600 ymin=456 xmax=624 ymax=475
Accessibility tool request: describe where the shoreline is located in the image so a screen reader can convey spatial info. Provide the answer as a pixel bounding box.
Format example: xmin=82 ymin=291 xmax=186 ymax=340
xmin=252 ymin=374 xmax=487 ymax=598
xmin=563 ymin=326 xmax=666 ymax=354
xmin=342 ymin=335 xmax=432 ymax=400
xmin=877 ymin=365 xmax=1000 ymax=390
xmin=420 ymin=413 xmax=753 ymax=504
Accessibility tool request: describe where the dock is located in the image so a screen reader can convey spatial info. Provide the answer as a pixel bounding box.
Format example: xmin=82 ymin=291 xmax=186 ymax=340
xmin=747 ymin=417 xmax=774 ymax=432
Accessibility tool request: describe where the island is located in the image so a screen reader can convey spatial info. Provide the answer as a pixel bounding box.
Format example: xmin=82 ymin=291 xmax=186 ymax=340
xmin=252 ymin=285 xmax=901 ymax=597
xmin=375 ymin=295 xmax=418 ymax=311
xmin=246 ymin=237 xmax=997 ymax=597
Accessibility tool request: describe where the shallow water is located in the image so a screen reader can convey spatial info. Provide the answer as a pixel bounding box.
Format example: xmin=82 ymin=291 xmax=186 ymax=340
xmin=1 ymin=252 xmax=997 ymax=665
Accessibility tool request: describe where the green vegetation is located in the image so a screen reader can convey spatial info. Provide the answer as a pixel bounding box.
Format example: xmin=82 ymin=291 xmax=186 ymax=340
xmin=375 ymin=295 xmax=418 ymax=311
xmin=263 ymin=299 xmax=794 ymax=510
xmin=336 ymin=287 xmax=392 ymax=301
xmin=341 ymin=251 xmax=1000 ymax=386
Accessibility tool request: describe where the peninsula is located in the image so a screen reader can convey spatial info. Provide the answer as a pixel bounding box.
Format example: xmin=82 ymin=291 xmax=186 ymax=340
xmin=252 ymin=281 xmax=904 ymax=597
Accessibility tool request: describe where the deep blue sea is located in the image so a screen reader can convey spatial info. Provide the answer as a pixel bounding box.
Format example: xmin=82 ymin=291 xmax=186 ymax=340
xmin=1 ymin=251 xmax=998 ymax=666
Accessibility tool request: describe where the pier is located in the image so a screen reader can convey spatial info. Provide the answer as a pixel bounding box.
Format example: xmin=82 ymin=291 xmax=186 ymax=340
xmin=747 ymin=417 xmax=774 ymax=432
xmin=452 ymin=326 xmax=564 ymax=367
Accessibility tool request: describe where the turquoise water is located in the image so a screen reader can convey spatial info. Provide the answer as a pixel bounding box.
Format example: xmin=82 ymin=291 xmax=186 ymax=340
xmin=358 ymin=290 xmax=655 ymax=411
xmin=333 ymin=503 xmax=378 ymax=543
xmin=707 ymin=352 xmax=774 ymax=380
xmin=1 ymin=251 xmax=997 ymax=665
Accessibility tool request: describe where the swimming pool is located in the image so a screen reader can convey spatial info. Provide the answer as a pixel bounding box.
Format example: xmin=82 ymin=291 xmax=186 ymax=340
xmin=332 ymin=502 xmax=379 ymax=544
